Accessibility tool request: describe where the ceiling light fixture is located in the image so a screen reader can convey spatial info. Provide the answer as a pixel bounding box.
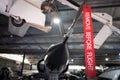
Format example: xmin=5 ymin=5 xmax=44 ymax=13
xmin=71 ymin=59 xmax=74 ymax=62
xmin=105 ymin=58 xmax=109 ymax=61
xmin=119 ymin=53 xmax=120 ymax=56
xmin=53 ymin=18 xmax=60 ymax=24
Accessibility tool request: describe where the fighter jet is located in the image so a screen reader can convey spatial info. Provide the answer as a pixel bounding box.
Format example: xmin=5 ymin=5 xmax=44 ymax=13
xmin=37 ymin=0 xmax=120 ymax=80
xmin=36 ymin=0 xmax=85 ymax=80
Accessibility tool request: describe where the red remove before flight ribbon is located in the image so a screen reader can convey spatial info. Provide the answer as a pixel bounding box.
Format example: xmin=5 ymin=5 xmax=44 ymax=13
xmin=83 ymin=5 xmax=96 ymax=78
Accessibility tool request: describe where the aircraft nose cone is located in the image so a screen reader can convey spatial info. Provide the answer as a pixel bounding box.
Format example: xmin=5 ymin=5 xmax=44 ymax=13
xmin=44 ymin=42 xmax=69 ymax=72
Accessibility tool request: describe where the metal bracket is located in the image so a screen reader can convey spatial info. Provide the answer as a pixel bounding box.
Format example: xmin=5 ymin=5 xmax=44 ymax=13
xmin=92 ymin=12 xmax=120 ymax=49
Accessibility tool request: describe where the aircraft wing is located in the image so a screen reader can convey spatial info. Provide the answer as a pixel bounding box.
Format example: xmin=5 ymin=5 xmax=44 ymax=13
xmin=9 ymin=0 xmax=51 ymax=32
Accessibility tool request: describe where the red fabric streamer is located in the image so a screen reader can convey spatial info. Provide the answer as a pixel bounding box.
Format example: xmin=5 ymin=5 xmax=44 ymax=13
xmin=83 ymin=5 xmax=96 ymax=78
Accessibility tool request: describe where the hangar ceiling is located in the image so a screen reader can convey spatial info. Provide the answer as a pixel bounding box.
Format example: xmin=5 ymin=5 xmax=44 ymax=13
xmin=0 ymin=0 xmax=120 ymax=65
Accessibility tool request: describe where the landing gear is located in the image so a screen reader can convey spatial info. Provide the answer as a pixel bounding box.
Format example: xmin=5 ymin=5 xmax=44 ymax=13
xmin=11 ymin=16 xmax=26 ymax=27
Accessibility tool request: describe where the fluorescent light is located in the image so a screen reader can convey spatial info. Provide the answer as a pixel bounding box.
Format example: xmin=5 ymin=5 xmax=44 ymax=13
xmin=69 ymin=65 xmax=85 ymax=70
xmin=53 ymin=18 xmax=60 ymax=24
xmin=0 ymin=54 xmax=30 ymax=64
xmin=69 ymin=65 xmax=103 ymax=70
